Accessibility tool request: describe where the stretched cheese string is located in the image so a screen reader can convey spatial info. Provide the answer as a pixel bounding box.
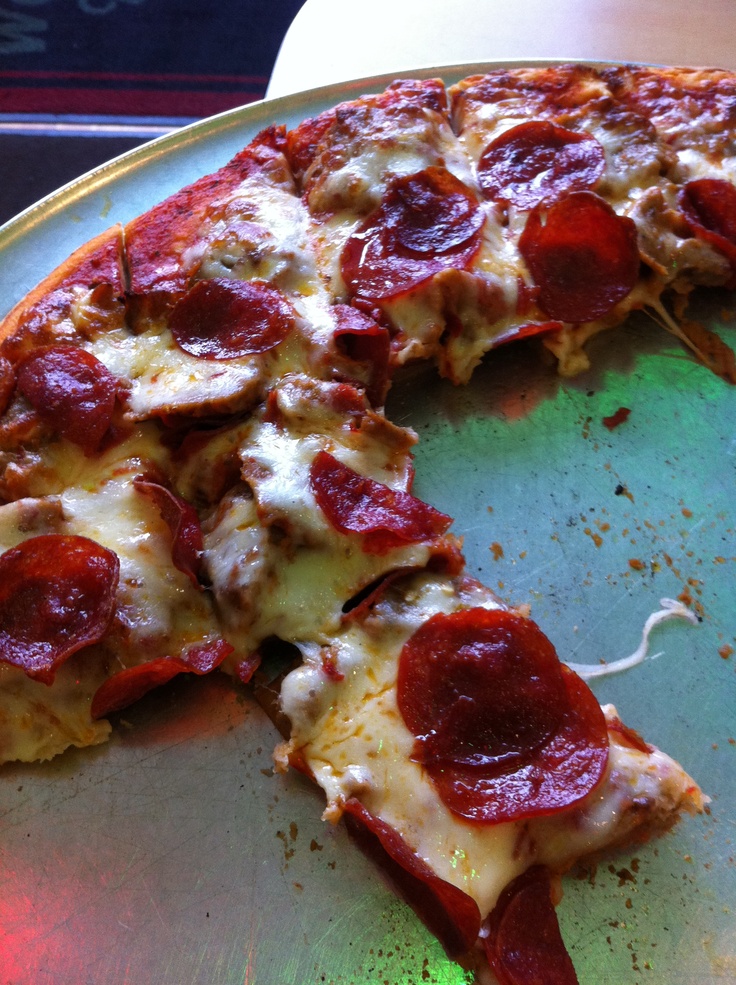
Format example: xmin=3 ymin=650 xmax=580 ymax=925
xmin=564 ymin=597 xmax=700 ymax=680
xmin=646 ymin=297 xmax=701 ymax=354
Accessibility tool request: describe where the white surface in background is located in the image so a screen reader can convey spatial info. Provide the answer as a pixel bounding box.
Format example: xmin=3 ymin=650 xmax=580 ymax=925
xmin=268 ymin=0 xmax=736 ymax=97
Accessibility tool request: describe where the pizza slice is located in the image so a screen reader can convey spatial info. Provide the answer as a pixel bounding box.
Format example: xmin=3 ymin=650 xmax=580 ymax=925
xmin=286 ymin=77 xmax=515 ymax=370
xmin=445 ymin=63 xmax=706 ymax=380
xmin=0 ymin=442 xmax=232 ymax=763
xmin=275 ymin=568 xmax=704 ymax=982
xmin=80 ymin=126 xmax=380 ymax=423
xmin=184 ymin=372 xmax=462 ymax=677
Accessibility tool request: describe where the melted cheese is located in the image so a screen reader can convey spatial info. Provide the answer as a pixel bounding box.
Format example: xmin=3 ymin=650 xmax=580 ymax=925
xmin=60 ymin=466 xmax=217 ymax=650
xmin=202 ymin=489 xmax=270 ymax=656
xmin=675 ymin=147 xmax=736 ymax=185
xmin=0 ymin=495 xmax=64 ymax=547
xmin=186 ymin=174 xmax=321 ymax=299
xmin=88 ymin=323 xmax=263 ymax=420
xmin=309 ymin=212 xmax=362 ymax=300
xmin=0 ymin=657 xmax=112 ymax=764
xmin=87 ymin=305 xmax=339 ymax=421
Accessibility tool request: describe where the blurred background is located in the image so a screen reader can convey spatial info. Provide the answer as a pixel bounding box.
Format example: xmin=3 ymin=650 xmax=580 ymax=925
xmin=0 ymin=0 xmax=305 ymax=224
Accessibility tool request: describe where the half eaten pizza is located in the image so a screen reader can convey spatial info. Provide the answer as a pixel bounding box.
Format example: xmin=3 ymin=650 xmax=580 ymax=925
xmin=1 ymin=62 xmax=732 ymax=983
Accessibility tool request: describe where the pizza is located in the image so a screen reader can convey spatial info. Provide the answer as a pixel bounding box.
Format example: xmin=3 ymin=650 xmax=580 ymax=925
xmin=0 ymin=62 xmax=732 ymax=983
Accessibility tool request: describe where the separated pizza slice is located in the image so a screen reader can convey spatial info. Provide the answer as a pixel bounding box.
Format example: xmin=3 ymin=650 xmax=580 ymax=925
xmin=275 ymin=567 xmax=705 ymax=983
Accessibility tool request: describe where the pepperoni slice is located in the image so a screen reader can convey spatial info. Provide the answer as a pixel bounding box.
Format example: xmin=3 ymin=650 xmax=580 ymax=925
xmin=309 ymin=450 xmax=452 ymax=555
xmin=397 ymin=607 xmax=608 ymax=824
xmin=477 ymin=121 xmax=605 ymax=210
xmin=133 ymin=478 xmax=204 ymax=588
xmin=16 ymin=345 xmax=118 ymax=454
xmin=518 ymin=191 xmax=640 ymax=323
xmin=483 ymin=866 xmax=579 ymax=985
xmin=333 ymin=303 xmax=391 ymax=406
xmin=679 ymin=178 xmax=736 ymax=287
xmin=169 ymin=278 xmax=295 ymax=360
xmin=341 ymin=167 xmax=485 ymax=301
xmin=90 ymin=638 xmax=234 ymax=719
xmin=0 ymin=534 xmax=119 ymax=684
xmin=343 ymin=798 xmax=482 ymax=957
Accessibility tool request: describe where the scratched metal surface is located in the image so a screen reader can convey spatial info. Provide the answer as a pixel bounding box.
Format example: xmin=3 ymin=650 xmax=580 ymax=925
xmin=0 ymin=65 xmax=735 ymax=985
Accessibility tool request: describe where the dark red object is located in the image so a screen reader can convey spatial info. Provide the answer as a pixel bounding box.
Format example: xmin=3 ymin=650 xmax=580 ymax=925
xmin=309 ymin=450 xmax=452 ymax=555
xmin=16 ymin=345 xmax=118 ymax=454
xmin=91 ymin=638 xmax=234 ymax=719
xmin=341 ymin=167 xmax=484 ymax=300
xmin=0 ymin=534 xmax=119 ymax=684
xmin=169 ymin=278 xmax=295 ymax=360
xmin=518 ymin=191 xmax=640 ymax=323
xmin=478 ymin=120 xmax=605 ymax=209
xmin=483 ymin=866 xmax=579 ymax=985
xmin=602 ymin=406 xmax=631 ymax=430
xmin=397 ymin=607 xmax=608 ymax=824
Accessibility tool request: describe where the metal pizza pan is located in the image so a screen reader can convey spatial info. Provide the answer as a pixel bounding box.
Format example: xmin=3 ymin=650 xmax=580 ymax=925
xmin=0 ymin=63 xmax=734 ymax=985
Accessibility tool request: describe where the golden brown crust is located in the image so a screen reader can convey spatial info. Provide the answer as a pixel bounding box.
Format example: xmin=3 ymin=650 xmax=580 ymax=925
xmin=0 ymin=225 xmax=125 ymax=351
